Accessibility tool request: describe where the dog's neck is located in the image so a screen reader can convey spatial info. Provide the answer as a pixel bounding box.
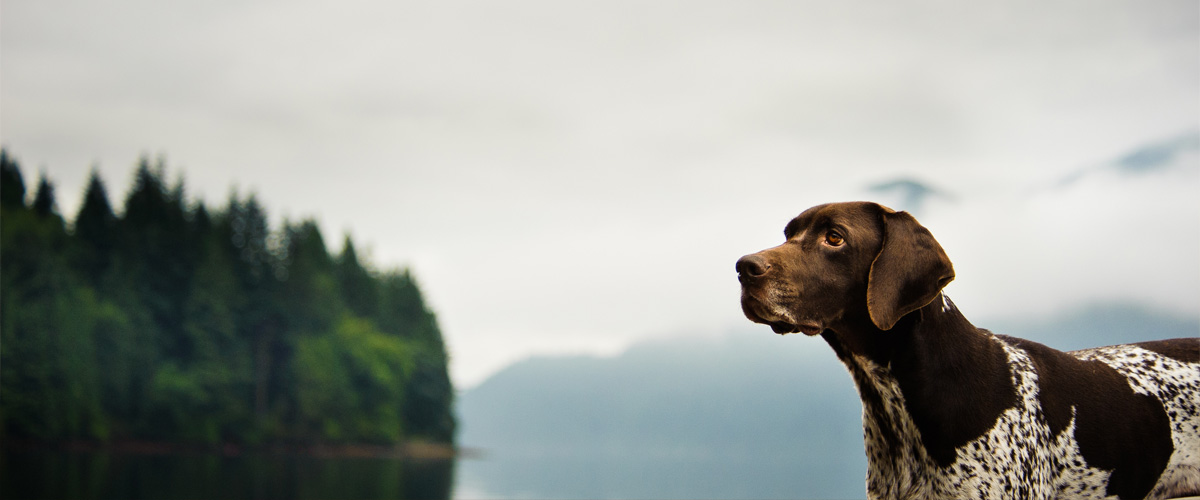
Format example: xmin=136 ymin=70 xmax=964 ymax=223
xmin=821 ymin=293 xmax=1018 ymax=471
xmin=821 ymin=293 xmax=972 ymax=364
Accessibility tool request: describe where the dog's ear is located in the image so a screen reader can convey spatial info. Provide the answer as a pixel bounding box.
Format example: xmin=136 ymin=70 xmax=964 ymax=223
xmin=866 ymin=207 xmax=955 ymax=330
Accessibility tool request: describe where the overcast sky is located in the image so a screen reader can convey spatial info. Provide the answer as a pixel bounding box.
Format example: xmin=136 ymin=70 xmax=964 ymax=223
xmin=3 ymin=0 xmax=1198 ymax=387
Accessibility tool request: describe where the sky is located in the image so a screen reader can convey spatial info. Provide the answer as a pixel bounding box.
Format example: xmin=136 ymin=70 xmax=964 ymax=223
xmin=3 ymin=0 xmax=1198 ymax=388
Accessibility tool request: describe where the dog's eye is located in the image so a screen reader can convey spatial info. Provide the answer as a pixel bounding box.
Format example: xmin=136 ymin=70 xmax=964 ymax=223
xmin=825 ymin=231 xmax=844 ymax=247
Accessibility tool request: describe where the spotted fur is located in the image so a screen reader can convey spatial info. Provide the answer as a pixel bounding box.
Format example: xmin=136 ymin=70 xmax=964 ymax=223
xmin=1073 ymin=344 xmax=1200 ymax=499
xmin=830 ymin=298 xmax=1200 ymax=500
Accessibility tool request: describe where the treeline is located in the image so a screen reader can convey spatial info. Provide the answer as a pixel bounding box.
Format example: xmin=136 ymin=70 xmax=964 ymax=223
xmin=0 ymin=150 xmax=454 ymax=446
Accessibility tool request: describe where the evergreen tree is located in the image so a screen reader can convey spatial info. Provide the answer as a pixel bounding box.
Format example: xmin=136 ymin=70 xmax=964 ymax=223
xmin=119 ymin=158 xmax=172 ymax=305
xmin=377 ymin=270 xmax=440 ymax=342
xmin=337 ymin=237 xmax=379 ymax=320
xmin=281 ymin=220 xmax=342 ymax=335
xmin=72 ymin=169 xmax=118 ymax=286
xmin=0 ymin=149 xmax=26 ymax=209
xmin=192 ymin=202 xmax=213 ymax=239
xmin=114 ymin=157 xmax=191 ymax=434
xmin=166 ymin=222 xmax=251 ymax=443
xmin=379 ymin=270 xmax=456 ymax=441
xmin=31 ymin=174 xmax=59 ymax=219
xmin=1 ymin=163 xmax=104 ymax=440
xmin=220 ymin=194 xmax=288 ymax=426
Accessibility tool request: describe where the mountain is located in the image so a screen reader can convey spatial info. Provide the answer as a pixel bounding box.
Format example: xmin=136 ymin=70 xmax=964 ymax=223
xmin=865 ymin=177 xmax=955 ymax=214
xmin=982 ymin=302 xmax=1200 ymax=352
xmin=457 ymin=328 xmax=867 ymax=499
xmin=455 ymin=302 xmax=1198 ymax=500
xmin=1054 ymin=131 xmax=1200 ymax=188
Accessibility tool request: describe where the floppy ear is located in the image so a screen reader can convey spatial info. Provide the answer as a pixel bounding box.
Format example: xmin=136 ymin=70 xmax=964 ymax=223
xmin=866 ymin=208 xmax=955 ymax=330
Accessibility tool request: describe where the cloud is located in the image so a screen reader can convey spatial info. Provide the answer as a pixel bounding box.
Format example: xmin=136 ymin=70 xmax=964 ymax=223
xmin=918 ymin=137 xmax=1200 ymax=321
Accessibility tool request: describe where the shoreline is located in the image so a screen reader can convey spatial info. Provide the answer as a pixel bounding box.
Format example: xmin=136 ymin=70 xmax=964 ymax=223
xmin=2 ymin=438 xmax=480 ymax=461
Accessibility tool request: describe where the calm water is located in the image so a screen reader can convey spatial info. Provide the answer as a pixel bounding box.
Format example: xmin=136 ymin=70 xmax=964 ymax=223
xmin=2 ymin=447 xmax=865 ymax=499
xmin=1 ymin=448 xmax=454 ymax=500
xmin=455 ymin=450 xmax=865 ymax=500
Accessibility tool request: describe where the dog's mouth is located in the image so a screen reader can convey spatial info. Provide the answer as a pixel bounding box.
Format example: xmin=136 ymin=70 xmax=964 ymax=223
xmin=742 ymin=291 xmax=824 ymax=336
xmin=769 ymin=321 xmax=823 ymax=336
xmin=768 ymin=322 xmax=795 ymax=334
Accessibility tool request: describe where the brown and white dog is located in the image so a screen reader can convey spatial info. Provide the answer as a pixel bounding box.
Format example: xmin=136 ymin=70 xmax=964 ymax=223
xmin=736 ymin=201 xmax=1199 ymax=500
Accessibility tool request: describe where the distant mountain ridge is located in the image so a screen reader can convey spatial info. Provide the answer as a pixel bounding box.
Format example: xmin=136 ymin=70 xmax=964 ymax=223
xmin=865 ymin=177 xmax=954 ymax=214
xmin=1055 ymin=130 xmax=1200 ymax=188
xmin=863 ymin=130 xmax=1200 ymax=213
xmin=457 ymin=302 xmax=1199 ymax=499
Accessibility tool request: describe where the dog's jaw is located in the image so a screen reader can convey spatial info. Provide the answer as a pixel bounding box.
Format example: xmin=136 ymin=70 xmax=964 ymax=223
xmin=740 ymin=288 xmax=824 ymax=336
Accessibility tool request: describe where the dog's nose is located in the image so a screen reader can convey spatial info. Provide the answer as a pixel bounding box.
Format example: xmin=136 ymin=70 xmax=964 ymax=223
xmin=736 ymin=254 xmax=771 ymax=279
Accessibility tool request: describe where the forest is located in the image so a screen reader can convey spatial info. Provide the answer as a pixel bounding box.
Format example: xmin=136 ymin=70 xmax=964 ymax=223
xmin=0 ymin=149 xmax=455 ymax=448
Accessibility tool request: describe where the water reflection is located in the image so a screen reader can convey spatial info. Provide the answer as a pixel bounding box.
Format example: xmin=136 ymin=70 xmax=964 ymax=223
xmin=454 ymin=448 xmax=866 ymax=499
xmin=1 ymin=448 xmax=455 ymax=500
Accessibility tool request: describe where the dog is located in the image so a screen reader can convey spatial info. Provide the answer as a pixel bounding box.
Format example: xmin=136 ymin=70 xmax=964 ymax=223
xmin=736 ymin=201 xmax=1199 ymax=500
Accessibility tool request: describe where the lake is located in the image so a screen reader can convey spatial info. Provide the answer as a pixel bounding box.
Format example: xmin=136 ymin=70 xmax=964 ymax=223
xmin=455 ymin=448 xmax=866 ymax=499
xmin=1 ymin=447 xmax=454 ymax=500
xmin=3 ymin=446 xmax=867 ymax=499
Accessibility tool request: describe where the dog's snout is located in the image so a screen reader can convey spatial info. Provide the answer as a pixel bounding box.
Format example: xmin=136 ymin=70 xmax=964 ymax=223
xmin=736 ymin=254 xmax=771 ymax=280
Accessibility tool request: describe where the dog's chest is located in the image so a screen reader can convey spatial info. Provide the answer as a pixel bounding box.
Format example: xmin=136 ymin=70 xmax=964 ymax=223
xmin=846 ymin=341 xmax=1114 ymax=500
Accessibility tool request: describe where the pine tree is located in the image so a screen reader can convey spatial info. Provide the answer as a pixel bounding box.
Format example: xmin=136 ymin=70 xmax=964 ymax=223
xmin=169 ymin=221 xmax=251 ymax=443
xmin=1 ymin=149 xmax=26 ymax=209
xmin=379 ymin=270 xmax=456 ymax=442
xmin=1 ymin=160 xmax=104 ymax=440
xmin=220 ymin=194 xmax=288 ymax=425
xmin=114 ymin=157 xmax=191 ymax=434
xmin=72 ymin=169 xmax=118 ymax=287
xmin=281 ymin=220 xmax=342 ymax=335
xmin=31 ymin=174 xmax=59 ymax=219
xmin=337 ymin=237 xmax=379 ymax=320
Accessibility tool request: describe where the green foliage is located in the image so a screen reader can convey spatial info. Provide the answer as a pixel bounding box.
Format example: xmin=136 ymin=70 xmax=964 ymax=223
xmin=0 ymin=149 xmax=455 ymax=446
xmin=0 ymin=208 xmax=106 ymax=440
xmin=377 ymin=270 xmax=457 ymax=441
xmin=295 ymin=317 xmax=413 ymax=443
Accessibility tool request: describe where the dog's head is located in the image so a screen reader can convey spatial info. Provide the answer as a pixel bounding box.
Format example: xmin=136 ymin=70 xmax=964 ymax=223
xmin=736 ymin=201 xmax=954 ymax=335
